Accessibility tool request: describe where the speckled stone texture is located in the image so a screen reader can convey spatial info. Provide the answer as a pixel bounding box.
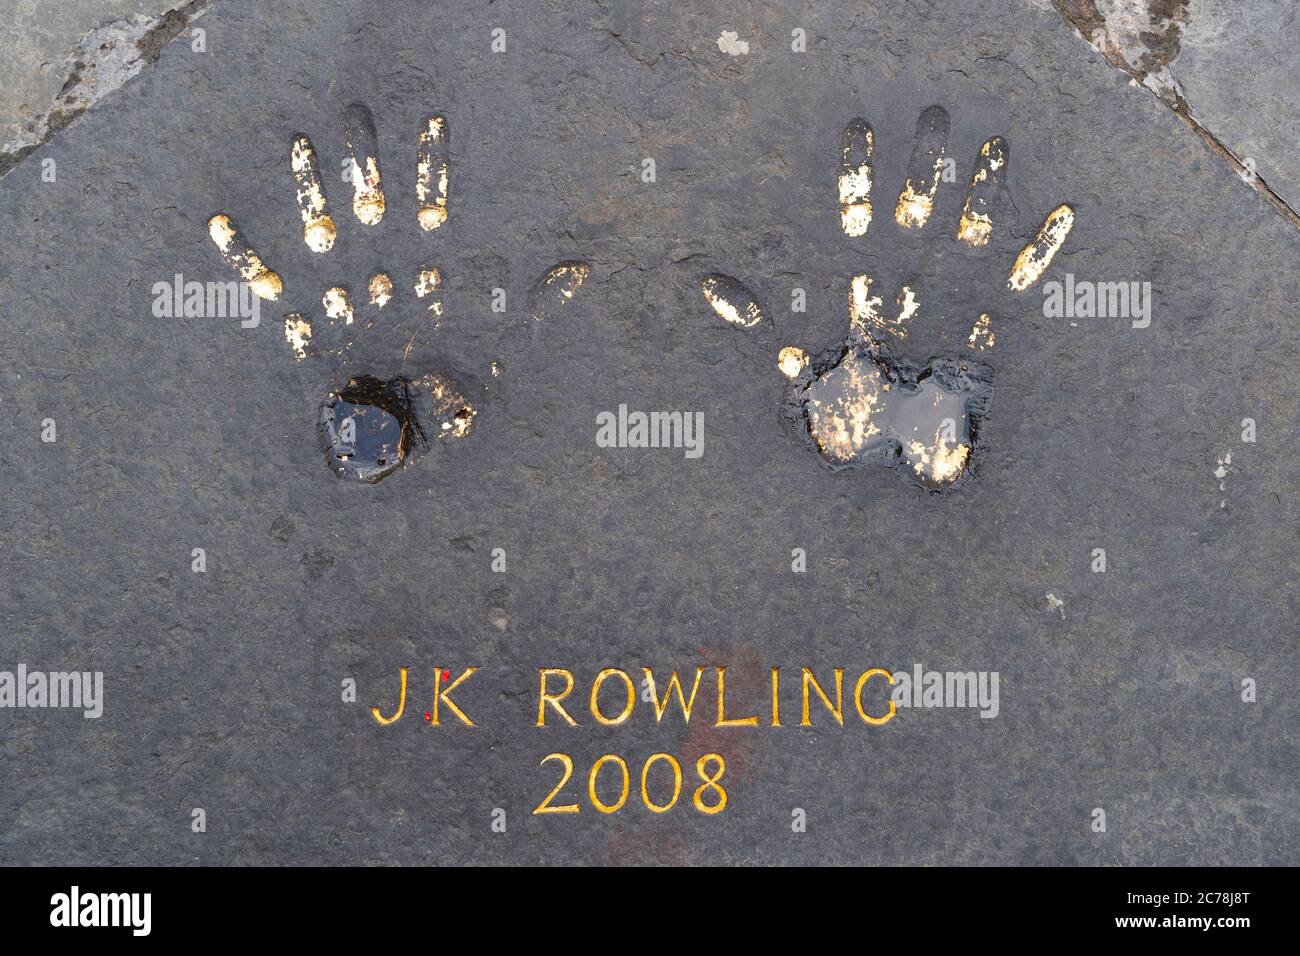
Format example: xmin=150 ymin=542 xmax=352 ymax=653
xmin=0 ymin=0 xmax=1295 ymax=865
xmin=0 ymin=1 xmax=197 ymax=169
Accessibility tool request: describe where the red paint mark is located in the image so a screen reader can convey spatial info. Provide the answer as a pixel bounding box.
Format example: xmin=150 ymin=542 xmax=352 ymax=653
xmin=441 ymin=668 xmax=451 ymax=682
xmin=424 ymin=711 xmax=432 ymax=721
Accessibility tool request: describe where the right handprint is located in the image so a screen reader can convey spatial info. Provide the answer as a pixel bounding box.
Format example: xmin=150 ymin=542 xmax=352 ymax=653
xmin=703 ymin=106 xmax=1075 ymax=489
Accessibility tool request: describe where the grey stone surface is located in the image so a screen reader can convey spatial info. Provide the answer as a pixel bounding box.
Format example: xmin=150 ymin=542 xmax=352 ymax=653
xmin=1045 ymin=0 xmax=1300 ymax=222
xmin=0 ymin=0 xmax=1296 ymax=865
xmin=1172 ymin=1 xmax=1300 ymax=212
xmin=0 ymin=0 xmax=203 ymax=175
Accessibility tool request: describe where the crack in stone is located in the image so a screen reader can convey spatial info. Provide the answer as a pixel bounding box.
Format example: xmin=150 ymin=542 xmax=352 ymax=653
xmin=0 ymin=0 xmax=214 ymax=180
xmin=1050 ymin=0 xmax=1300 ymax=230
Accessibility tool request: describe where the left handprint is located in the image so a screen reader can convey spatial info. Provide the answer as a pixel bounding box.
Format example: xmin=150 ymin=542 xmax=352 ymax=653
xmin=208 ymin=103 xmax=589 ymax=483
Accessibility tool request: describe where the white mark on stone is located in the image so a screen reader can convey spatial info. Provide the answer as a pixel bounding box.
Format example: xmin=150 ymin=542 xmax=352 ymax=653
xmin=1214 ymin=451 xmax=1232 ymax=509
xmin=1045 ymin=592 xmax=1065 ymax=619
xmin=716 ymin=31 xmax=749 ymax=56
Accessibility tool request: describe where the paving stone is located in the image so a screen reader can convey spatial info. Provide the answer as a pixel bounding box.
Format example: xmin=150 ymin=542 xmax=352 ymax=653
xmin=0 ymin=0 xmax=1294 ymax=865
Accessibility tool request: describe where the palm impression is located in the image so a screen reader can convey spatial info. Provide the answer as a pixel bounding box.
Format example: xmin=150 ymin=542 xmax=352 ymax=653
xmin=702 ymin=105 xmax=1075 ymax=488
xmin=207 ymin=103 xmax=589 ymax=483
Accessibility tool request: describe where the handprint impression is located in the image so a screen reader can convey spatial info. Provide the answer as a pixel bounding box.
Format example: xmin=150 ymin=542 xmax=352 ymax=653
xmin=208 ymin=104 xmax=589 ymax=483
xmin=703 ymin=106 xmax=1074 ymax=488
